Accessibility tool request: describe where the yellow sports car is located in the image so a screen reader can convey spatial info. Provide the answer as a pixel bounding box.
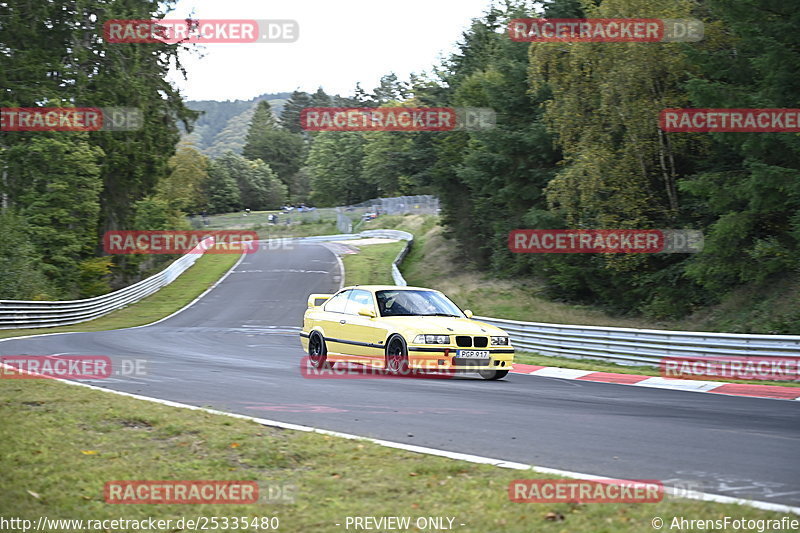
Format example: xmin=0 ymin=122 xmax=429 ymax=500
xmin=299 ymin=285 xmax=514 ymax=380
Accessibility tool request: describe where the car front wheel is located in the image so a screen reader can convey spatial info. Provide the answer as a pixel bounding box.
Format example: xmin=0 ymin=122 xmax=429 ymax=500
xmin=385 ymin=336 xmax=410 ymax=375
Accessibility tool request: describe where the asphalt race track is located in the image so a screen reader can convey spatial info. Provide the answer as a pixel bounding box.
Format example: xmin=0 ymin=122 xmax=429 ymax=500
xmin=3 ymin=243 xmax=799 ymax=507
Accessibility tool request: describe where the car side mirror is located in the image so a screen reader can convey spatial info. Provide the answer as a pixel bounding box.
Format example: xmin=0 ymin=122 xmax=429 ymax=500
xmin=358 ymin=307 xmax=377 ymax=318
xmin=464 ymin=309 xmax=473 ymax=318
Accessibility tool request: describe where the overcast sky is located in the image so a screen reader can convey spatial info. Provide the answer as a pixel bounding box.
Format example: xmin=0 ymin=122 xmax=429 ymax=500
xmin=165 ymin=0 xmax=500 ymax=102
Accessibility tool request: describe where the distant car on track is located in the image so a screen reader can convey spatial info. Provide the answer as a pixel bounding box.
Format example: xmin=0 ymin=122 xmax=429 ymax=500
xmin=300 ymin=285 xmax=514 ymax=380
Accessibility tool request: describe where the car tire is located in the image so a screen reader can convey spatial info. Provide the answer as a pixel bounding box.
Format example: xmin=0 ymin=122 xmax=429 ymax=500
xmin=478 ymin=369 xmax=509 ymax=380
xmin=308 ymin=332 xmax=330 ymax=369
xmin=385 ymin=336 xmax=410 ymax=375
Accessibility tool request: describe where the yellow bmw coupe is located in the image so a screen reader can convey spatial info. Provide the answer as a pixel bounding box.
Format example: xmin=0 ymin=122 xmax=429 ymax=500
xmin=299 ymin=285 xmax=514 ymax=380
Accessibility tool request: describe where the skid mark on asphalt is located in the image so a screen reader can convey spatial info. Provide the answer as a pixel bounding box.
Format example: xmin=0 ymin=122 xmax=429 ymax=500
xmin=670 ymin=471 xmax=800 ymax=501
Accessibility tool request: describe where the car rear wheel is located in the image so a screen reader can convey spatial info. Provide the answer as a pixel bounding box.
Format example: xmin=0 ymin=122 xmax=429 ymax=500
xmin=308 ymin=333 xmax=329 ymax=369
xmin=479 ymin=369 xmax=509 ymax=380
xmin=385 ymin=336 xmax=409 ymax=375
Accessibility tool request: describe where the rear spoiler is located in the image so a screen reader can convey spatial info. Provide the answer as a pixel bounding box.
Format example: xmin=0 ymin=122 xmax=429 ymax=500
xmin=307 ymin=294 xmax=334 ymax=308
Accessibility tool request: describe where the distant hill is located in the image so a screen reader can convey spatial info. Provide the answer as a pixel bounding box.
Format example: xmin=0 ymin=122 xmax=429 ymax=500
xmin=182 ymin=93 xmax=290 ymax=157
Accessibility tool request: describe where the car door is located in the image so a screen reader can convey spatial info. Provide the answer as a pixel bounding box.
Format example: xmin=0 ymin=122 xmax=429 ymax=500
xmin=316 ymin=289 xmax=351 ymax=359
xmin=340 ymin=289 xmax=387 ymax=365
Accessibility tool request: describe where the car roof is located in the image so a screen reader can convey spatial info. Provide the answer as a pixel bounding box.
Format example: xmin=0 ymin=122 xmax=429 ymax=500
xmin=339 ymin=285 xmax=437 ymax=293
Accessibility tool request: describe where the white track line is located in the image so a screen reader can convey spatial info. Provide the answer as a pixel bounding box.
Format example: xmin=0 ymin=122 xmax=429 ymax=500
xmin=0 ymin=363 xmax=793 ymax=515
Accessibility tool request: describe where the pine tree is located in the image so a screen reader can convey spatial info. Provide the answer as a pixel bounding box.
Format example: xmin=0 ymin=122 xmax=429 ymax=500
xmin=309 ymin=87 xmax=332 ymax=107
xmin=280 ymin=90 xmax=312 ymax=133
xmin=242 ymin=101 xmax=304 ymax=194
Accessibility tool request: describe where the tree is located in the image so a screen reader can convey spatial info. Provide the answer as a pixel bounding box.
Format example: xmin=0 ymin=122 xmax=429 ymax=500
xmin=280 ymin=90 xmax=312 ymax=133
xmin=530 ymin=0 xmax=697 ymax=229
xmin=309 ymin=87 xmax=332 ymax=107
xmin=307 ymin=132 xmax=376 ymax=206
xmin=2 ymin=134 xmax=104 ymax=296
xmin=0 ymin=209 xmax=55 ymax=299
xmin=0 ymin=0 xmax=199 ymax=297
xmin=158 ymin=142 xmax=209 ymax=214
xmin=210 ymin=152 xmax=286 ymax=211
xmin=361 ymin=130 xmax=416 ymax=197
xmin=204 ymin=158 xmax=242 ymax=214
xmin=242 ymin=101 xmax=305 ymax=194
xmin=678 ymin=0 xmax=800 ymax=293
xmin=368 ymin=73 xmax=410 ymax=105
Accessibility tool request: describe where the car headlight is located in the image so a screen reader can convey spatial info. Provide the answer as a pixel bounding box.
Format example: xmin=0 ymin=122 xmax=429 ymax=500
xmin=413 ymin=334 xmax=450 ymax=344
xmin=491 ymin=336 xmax=509 ymax=346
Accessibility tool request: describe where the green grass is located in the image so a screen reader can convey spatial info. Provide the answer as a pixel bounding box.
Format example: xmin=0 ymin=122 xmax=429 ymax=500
xmin=341 ymin=241 xmax=406 ymax=286
xmin=255 ymin=220 xmax=340 ymax=239
xmin=1 ymin=377 xmax=792 ymax=532
xmin=190 ymin=208 xmax=342 ymax=240
xmin=197 ymin=209 xmax=337 ymax=231
xmin=0 ymin=253 xmax=240 ymax=341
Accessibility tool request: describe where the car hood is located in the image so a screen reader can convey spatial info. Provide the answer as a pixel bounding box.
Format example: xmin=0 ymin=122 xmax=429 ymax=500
xmin=378 ymin=316 xmax=507 ymax=337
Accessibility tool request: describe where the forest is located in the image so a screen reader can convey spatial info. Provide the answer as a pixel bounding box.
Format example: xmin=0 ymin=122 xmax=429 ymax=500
xmin=1 ymin=0 xmax=798 ymax=330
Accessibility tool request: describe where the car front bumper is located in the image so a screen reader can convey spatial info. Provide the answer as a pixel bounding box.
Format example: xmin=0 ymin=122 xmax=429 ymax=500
xmin=407 ymin=346 xmax=514 ymax=371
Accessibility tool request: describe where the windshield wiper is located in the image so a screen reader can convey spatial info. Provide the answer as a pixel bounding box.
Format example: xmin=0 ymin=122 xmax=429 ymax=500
xmin=418 ymin=313 xmax=461 ymax=317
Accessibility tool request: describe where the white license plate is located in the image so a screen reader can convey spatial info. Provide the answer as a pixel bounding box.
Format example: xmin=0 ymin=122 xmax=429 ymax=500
xmin=457 ymin=350 xmax=490 ymax=359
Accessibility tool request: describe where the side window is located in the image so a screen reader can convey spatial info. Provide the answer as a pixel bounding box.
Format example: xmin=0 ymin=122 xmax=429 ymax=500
xmin=323 ymin=290 xmax=350 ymax=313
xmin=344 ymin=289 xmax=374 ymax=315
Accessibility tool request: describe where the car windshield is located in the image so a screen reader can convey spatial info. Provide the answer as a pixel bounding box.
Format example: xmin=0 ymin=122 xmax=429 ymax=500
xmin=376 ymin=290 xmax=464 ymax=317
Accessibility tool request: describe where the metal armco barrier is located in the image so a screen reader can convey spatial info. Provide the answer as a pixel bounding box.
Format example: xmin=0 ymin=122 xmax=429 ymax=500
xmin=385 ymin=233 xmax=800 ymax=366
xmin=278 ymin=230 xmax=413 ymax=286
xmin=472 ymin=316 xmax=800 ymax=366
xmin=0 ymin=238 xmax=214 ymax=329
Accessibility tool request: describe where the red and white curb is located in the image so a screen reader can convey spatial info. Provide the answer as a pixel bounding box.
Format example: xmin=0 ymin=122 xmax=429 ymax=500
xmin=511 ymin=364 xmax=800 ymax=401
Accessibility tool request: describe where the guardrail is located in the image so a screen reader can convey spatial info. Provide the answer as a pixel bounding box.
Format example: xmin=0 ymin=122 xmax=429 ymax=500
xmin=0 ymin=238 xmax=213 ymax=330
xmin=472 ymin=316 xmax=800 ymax=366
xmin=384 ymin=233 xmax=800 ymax=366
xmin=278 ymin=229 xmax=414 ymax=286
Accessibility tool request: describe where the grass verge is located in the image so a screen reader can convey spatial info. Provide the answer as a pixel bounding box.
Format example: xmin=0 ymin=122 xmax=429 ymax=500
xmin=255 ymin=220 xmax=340 ymax=239
xmin=341 ymin=241 xmax=406 ymax=286
xmin=1 ymin=377 xmax=792 ymax=532
xmin=0 ymin=253 xmax=240 ymax=341
xmin=194 ymin=209 xmax=341 ymax=240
